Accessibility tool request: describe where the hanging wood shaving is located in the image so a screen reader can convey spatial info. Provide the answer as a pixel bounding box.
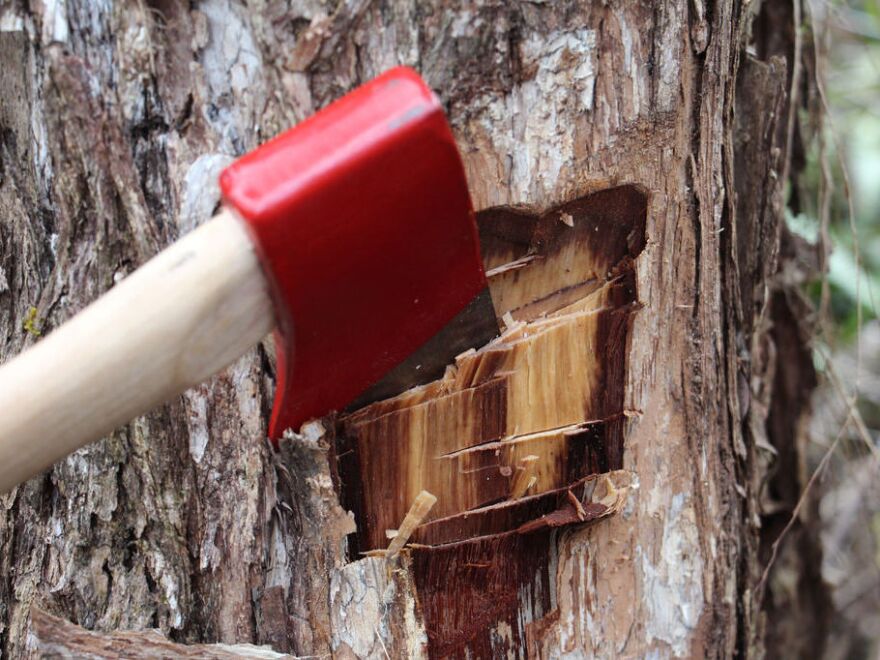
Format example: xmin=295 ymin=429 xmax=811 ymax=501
xmin=509 ymin=455 xmax=540 ymax=499
xmin=385 ymin=490 xmax=437 ymax=559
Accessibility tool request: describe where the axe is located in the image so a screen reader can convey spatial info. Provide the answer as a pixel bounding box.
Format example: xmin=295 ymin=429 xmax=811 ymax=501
xmin=0 ymin=67 xmax=498 ymax=494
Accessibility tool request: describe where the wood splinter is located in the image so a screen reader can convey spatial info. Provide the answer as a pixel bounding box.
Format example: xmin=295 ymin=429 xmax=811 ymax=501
xmin=385 ymin=490 xmax=437 ymax=560
xmin=566 ymin=489 xmax=588 ymax=521
xmin=509 ymin=454 xmax=540 ymax=500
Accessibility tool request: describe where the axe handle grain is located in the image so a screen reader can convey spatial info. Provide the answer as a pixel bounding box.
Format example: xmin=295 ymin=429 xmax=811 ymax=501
xmin=0 ymin=210 xmax=274 ymax=494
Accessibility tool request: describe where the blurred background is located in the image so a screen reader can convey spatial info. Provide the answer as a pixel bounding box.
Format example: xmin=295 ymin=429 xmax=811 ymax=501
xmin=793 ymin=1 xmax=880 ymax=657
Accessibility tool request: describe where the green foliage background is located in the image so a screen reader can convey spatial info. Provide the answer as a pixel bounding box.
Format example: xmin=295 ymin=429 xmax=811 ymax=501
xmin=792 ymin=0 xmax=880 ymax=339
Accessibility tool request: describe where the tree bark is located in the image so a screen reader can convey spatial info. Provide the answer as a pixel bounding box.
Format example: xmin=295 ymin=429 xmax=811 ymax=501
xmin=0 ymin=1 xmax=823 ymax=658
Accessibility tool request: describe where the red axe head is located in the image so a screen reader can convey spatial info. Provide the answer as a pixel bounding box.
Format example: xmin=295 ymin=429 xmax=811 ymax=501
xmin=220 ymin=67 xmax=497 ymax=441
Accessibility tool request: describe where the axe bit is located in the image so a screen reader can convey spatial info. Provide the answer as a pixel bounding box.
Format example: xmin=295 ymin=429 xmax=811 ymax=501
xmin=0 ymin=67 xmax=499 ymax=494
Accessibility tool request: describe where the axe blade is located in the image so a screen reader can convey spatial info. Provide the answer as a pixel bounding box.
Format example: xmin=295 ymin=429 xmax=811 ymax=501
xmin=221 ymin=68 xmax=499 ymax=438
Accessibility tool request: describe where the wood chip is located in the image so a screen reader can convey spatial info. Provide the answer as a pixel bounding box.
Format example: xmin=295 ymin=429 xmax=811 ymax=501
xmin=509 ymin=455 xmax=539 ymax=500
xmin=566 ymin=489 xmax=588 ymax=521
xmin=596 ymin=474 xmax=619 ymax=508
xmin=385 ymin=490 xmax=437 ymax=559
xmin=485 ymin=254 xmax=543 ymax=278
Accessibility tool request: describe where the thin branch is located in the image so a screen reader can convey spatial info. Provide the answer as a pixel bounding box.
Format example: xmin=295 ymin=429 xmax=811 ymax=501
xmin=757 ymin=414 xmax=849 ymax=602
xmin=807 ymin=0 xmax=865 ymax=383
xmin=782 ymin=0 xmax=804 ymax=189
xmin=813 ymin=342 xmax=879 ymax=459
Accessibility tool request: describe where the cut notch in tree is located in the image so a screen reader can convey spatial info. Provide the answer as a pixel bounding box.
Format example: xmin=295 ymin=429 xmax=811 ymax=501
xmin=331 ymin=184 xmax=647 ymax=656
xmin=335 ymin=184 xmax=645 ymax=551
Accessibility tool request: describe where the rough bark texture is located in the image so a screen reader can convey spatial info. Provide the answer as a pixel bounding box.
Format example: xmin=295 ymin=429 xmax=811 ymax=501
xmin=0 ymin=1 xmax=822 ymax=658
xmin=29 ymin=607 xmax=295 ymax=659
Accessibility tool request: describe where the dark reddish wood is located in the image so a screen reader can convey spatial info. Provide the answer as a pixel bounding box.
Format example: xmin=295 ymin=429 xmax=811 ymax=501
xmin=410 ymin=533 xmax=555 ymax=659
xmin=477 ymin=185 xmax=647 ymax=278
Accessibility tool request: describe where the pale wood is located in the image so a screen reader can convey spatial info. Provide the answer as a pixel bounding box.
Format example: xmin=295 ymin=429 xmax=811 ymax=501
xmin=0 ymin=209 xmax=274 ymax=494
xmin=340 ymin=266 xmax=631 ymax=550
xmin=385 ymin=490 xmax=437 ymax=559
xmin=509 ymin=454 xmax=539 ymax=500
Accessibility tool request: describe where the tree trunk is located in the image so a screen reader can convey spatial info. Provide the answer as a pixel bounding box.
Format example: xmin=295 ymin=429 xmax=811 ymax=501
xmin=0 ymin=1 xmax=824 ymax=658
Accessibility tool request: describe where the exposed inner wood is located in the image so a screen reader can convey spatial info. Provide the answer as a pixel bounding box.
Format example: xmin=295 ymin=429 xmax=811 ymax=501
xmin=508 ymin=454 xmax=539 ymax=499
xmin=411 ymin=469 xmax=632 ymax=546
xmin=331 ymin=185 xmax=645 ymax=657
xmin=335 ymin=185 xmax=646 ymax=552
xmin=408 ymin=470 xmax=633 ymax=658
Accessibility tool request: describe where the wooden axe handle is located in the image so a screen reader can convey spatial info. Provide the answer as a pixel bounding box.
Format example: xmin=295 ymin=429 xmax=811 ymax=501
xmin=0 ymin=210 xmax=274 ymax=494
